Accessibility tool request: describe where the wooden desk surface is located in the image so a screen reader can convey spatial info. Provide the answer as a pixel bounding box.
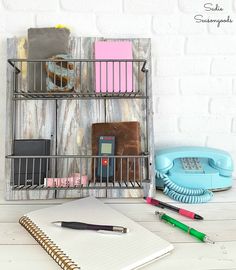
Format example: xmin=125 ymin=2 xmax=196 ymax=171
xmin=0 ymin=181 xmax=236 ymax=270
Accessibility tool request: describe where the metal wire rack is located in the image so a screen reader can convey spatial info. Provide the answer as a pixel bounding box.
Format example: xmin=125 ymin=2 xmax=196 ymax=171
xmin=6 ymin=58 xmax=152 ymax=199
xmin=8 ymin=59 xmax=148 ymax=99
xmin=6 ymin=155 xmax=148 ymax=190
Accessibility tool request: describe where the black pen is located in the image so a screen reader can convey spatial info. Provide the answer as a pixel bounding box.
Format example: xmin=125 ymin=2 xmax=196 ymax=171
xmin=52 ymin=221 xmax=129 ymax=233
xmin=145 ymin=197 xmax=203 ymax=220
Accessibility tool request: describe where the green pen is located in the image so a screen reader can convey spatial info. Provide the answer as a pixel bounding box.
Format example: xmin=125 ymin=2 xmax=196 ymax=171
xmin=155 ymin=211 xmax=215 ymax=244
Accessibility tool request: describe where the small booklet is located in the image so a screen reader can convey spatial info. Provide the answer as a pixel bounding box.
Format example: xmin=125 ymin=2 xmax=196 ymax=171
xmin=91 ymin=121 xmax=141 ymax=181
xmin=94 ymin=40 xmax=133 ymax=93
xmin=19 ymin=197 xmax=173 ymax=270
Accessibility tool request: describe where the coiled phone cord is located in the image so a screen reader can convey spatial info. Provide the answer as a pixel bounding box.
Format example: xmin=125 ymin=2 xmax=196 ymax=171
xmin=156 ymin=171 xmax=213 ymax=203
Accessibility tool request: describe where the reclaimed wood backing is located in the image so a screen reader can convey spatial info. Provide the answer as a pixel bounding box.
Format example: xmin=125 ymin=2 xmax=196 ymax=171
xmin=5 ymin=36 xmax=154 ymax=200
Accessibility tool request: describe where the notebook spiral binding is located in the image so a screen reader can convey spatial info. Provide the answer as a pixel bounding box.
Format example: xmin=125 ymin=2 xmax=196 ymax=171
xmin=19 ymin=216 xmax=80 ymax=270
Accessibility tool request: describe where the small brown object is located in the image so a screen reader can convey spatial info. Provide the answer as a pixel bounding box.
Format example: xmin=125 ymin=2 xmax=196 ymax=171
xmin=92 ymin=122 xmax=141 ymax=182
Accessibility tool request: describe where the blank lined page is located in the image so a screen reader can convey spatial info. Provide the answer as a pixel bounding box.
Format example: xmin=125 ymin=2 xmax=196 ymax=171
xmin=25 ymin=197 xmax=173 ymax=270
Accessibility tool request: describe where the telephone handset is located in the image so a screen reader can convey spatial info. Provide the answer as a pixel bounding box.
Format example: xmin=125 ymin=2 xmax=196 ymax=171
xmin=155 ymin=146 xmax=233 ymax=203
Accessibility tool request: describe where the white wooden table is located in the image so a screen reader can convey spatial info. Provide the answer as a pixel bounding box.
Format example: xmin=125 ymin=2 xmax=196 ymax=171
xmin=1 ymin=181 xmax=236 ymax=270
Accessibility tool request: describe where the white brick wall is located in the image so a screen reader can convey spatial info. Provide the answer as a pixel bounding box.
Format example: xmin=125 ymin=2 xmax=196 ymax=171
xmin=233 ymin=79 xmax=236 ymax=94
xmin=156 ymin=57 xmax=211 ymax=76
xmin=97 ymin=14 xmax=152 ymax=35
xmin=60 ymin=0 xmax=122 ymax=13
xmin=152 ymin=36 xmax=185 ymax=56
xmin=153 ymin=77 xmax=179 ymax=95
xmin=156 ymin=96 xmax=209 ymax=115
xmin=212 ymin=57 xmax=236 ymax=75
xmin=180 ymin=77 xmax=232 ymax=95
xmin=0 ymin=0 xmax=236 ymax=185
xmin=178 ymin=0 xmax=233 ymax=13
xmin=36 ymin=13 xmax=99 ymax=36
xmin=153 ymin=14 xmax=207 ymax=35
xmin=210 ymin=97 xmax=236 ymax=115
xmin=179 ymin=116 xmax=231 ymax=133
xmin=124 ymin=0 xmax=177 ymax=14
xmin=232 ymin=118 xmax=236 ymax=133
xmin=187 ymin=36 xmax=236 ymax=54
xmin=3 ymin=0 xmax=59 ymax=11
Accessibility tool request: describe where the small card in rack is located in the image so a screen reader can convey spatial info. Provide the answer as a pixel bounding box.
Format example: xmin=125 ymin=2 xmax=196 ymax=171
xmin=94 ymin=41 xmax=133 ymax=93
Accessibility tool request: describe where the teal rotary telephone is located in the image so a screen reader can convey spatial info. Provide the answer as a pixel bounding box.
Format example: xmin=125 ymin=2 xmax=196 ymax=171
xmin=155 ymin=146 xmax=233 ymax=203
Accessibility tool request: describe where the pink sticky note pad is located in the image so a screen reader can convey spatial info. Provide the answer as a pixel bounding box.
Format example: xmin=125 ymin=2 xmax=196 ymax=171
xmin=94 ymin=41 xmax=133 ymax=93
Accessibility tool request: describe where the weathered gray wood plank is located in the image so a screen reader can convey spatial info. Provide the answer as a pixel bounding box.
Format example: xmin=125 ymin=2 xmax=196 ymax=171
xmin=5 ymin=36 xmax=154 ymax=200
xmin=0 ymin=242 xmax=235 ymax=270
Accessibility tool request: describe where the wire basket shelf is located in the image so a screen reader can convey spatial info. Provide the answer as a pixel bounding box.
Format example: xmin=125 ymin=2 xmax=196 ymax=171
xmin=8 ymin=59 xmax=148 ymax=100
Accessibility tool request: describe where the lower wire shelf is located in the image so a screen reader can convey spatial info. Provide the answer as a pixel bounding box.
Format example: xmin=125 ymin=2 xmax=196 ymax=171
xmin=11 ymin=181 xmax=143 ymax=190
xmin=6 ymin=154 xmax=149 ymax=198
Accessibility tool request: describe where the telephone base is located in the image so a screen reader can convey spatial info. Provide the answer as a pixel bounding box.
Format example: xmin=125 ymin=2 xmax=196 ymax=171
xmin=155 ymin=186 xmax=231 ymax=192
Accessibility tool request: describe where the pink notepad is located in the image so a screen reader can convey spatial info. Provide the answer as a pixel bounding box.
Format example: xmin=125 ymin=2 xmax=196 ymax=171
xmin=94 ymin=41 xmax=133 ymax=93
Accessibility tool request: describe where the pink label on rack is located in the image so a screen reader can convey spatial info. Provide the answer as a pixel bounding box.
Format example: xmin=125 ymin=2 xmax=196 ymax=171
xmin=60 ymin=177 xmax=73 ymax=187
xmin=44 ymin=178 xmax=61 ymax=187
xmin=81 ymin=175 xmax=88 ymax=186
xmin=70 ymin=173 xmax=81 ymax=186
xmin=45 ymin=174 xmax=87 ymax=187
xmin=71 ymin=173 xmax=88 ymax=186
xmin=45 ymin=178 xmax=57 ymax=187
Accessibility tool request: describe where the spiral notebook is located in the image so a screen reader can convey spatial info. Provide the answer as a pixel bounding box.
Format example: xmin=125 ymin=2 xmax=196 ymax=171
xmin=19 ymin=197 xmax=173 ymax=270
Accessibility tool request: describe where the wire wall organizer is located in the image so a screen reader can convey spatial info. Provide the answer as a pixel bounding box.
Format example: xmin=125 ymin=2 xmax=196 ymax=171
xmin=5 ymin=39 xmax=155 ymax=200
xmin=8 ymin=59 xmax=147 ymax=99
